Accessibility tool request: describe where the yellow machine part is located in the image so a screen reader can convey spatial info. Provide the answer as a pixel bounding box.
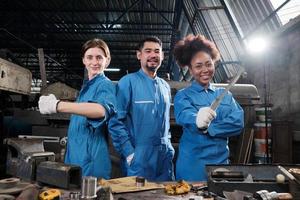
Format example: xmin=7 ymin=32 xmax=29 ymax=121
xmin=39 ymin=189 xmax=61 ymax=200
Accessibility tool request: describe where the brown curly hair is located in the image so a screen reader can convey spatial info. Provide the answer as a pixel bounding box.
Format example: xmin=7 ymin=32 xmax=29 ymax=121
xmin=173 ymin=34 xmax=220 ymax=68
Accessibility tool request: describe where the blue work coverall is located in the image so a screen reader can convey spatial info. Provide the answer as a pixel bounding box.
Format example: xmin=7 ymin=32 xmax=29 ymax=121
xmin=109 ymin=69 xmax=175 ymax=181
xmin=64 ymin=73 xmax=116 ymax=179
xmin=174 ymin=81 xmax=244 ymax=181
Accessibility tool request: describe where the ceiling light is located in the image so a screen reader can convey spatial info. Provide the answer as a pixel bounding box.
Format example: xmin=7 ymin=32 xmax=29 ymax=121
xmin=246 ymin=37 xmax=268 ymax=54
xmin=104 ymin=68 xmax=120 ymax=72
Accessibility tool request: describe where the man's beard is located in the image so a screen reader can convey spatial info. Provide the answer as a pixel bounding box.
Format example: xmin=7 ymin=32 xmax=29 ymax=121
xmin=145 ymin=64 xmax=158 ymax=72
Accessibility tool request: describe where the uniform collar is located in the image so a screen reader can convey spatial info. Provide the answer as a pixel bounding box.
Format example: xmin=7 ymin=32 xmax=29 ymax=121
xmin=191 ymin=80 xmax=216 ymax=92
xmin=83 ymin=73 xmax=106 ymax=86
xmin=138 ymin=69 xmax=159 ymax=82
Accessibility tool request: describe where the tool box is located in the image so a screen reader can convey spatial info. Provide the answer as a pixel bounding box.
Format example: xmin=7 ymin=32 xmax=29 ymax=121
xmin=206 ymin=164 xmax=300 ymax=196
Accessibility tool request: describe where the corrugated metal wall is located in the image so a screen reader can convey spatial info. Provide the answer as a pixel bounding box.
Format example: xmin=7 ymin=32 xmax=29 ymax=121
xmin=176 ymin=0 xmax=282 ymax=83
xmin=227 ymin=0 xmax=281 ymax=38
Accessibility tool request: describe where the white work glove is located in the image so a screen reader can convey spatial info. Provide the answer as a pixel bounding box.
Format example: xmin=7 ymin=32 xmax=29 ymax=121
xmin=38 ymin=94 xmax=60 ymax=114
xmin=196 ymin=107 xmax=217 ymax=131
xmin=126 ymin=153 xmax=134 ymax=166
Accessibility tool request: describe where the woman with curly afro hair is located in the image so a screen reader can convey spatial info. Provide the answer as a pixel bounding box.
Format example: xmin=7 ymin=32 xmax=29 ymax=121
xmin=173 ymin=34 xmax=244 ymax=181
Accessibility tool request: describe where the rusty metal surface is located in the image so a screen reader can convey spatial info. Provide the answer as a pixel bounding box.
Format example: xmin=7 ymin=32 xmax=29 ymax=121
xmin=5 ymin=138 xmax=46 ymax=154
xmin=36 ymin=161 xmax=81 ymax=189
xmin=4 ymin=138 xmax=55 ymax=181
xmin=112 ymin=181 xmax=213 ymax=200
xmin=41 ymin=82 xmax=78 ymax=101
xmin=113 ymin=189 xmax=201 ymax=200
xmin=0 ymin=58 xmax=32 ymax=95
xmin=0 ymin=180 xmax=31 ymax=195
xmin=206 ymin=164 xmax=293 ymax=196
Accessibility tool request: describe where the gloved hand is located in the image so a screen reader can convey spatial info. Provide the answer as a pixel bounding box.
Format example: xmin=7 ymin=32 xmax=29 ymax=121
xmin=126 ymin=153 xmax=134 ymax=166
xmin=38 ymin=94 xmax=60 ymax=114
xmin=196 ymin=107 xmax=216 ymax=130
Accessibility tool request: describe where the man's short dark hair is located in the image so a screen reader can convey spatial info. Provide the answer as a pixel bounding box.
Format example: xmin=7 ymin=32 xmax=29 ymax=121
xmin=137 ymin=36 xmax=162 ymax=50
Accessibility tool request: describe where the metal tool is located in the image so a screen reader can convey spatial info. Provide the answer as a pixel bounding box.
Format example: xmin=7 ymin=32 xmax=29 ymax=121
xmin=254 ymin=190 xmax=293 ymax=200
xmin=4 ymin=138 xmax=55 ymax=181
xmin=211 ymin=170 xmax=244 ymax=181
xmin=278 ymin=166 xmax=300 ymax=185
xmin=69 ymin=191 xmax=81 ymax=200
xmin=136 ymin=176 xmax=145 ymax=187
xmin=18 ymin=135 xmax=60 ymax=143
xmin=36 ymin=161 xmax=81 ymax=189
xmin=39 ymin=189 xmax=61 ymax=200
xmin=81 ymin=176 xmax=97 ymax=199
xmin=207 ymin=165 xmax=291 ymax=196
xmin=0 ymin=178 xmax=20 ymax=189
xmin=210 ymin=67 xmax=245 ymax=111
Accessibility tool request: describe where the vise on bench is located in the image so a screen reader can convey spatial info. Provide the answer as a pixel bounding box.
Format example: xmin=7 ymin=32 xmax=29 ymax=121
xmin=4 ymin=138 xmax=55 ymax=181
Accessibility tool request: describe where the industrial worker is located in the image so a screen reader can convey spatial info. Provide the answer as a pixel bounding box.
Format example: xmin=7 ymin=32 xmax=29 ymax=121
xmin=109 ymin=36 xmax=175 ymax=181
xmin=173 ymin=34 xmax=244 ymax=181
xmin=38 ymin=38 xmax=116 ymax=179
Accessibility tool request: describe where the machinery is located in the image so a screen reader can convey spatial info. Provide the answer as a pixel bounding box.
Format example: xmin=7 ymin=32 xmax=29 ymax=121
xmin=0 ymin=58 xmax=32 ymax=178
xmin=206 ymin=164 xmax=300 ymax=199
xmin=4 ymin=138 xmax=55 ymax=181
xmin=4 ymin=138 xmax=81 ymax=189
xmin=0 ymin=58 xmax=32 ymax=95
xmin=206 ymin=164 xmax=297 ymax=196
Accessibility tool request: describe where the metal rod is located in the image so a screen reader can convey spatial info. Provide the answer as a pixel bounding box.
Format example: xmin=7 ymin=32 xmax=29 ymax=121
xmin=278 ymin=166 xmax=300 ymax=185
xmin=264 ymin=63 xmax=269 ymax=163
xmin=210 ymin=67 xmax=244 ymax=111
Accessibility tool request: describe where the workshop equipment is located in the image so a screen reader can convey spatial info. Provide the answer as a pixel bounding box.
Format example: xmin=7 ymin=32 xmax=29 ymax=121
xmin=210 ymin=67 xmax=245 ymax=111
xmin=0 ymin=178 xmax=20 ymax=189
xmin=36 ymin=161 xmax=81 ymax=189
xmin=210 ymin=170 xmax=245 ymax=181
xmin=168 ymin=81 xmax=260 ymax=109
xmin=253 ymin=190 xmax=293 ymax=200
xmin=16 ymin=184 xmax=40 ymax=200
xmin=4 ymin=138 xmax=55 ymax=181
xmin=18 ymin=135 xmax=66 ymax=162
xmin=98 ymin=176 xmax=164 ymax=194
xmin=278 ymin=165 xmax=300 ymax=185
xmin=0 ymin=58 xmax=32 ymax=95
xmin=0 ymin=178 xmax=31 ymax=195
xmin=206 ymin=164 xmax=293 ymax=197
xmin=41 ymin=82 xmax=78 ymax=101
xmin=96 ymin=186 xmax=113 ymax=200
xmin=253 ymin=123 xmax=272 ymax=163
xmin=39 ymin=189 xmax=61 ymax=200
xmin=136 ymin=176 xmax=145 ymax=187
xmin=69 ymin=191 xmax=81 ymax=200
xmin=81 ymin=176 xmax=97 ymax=199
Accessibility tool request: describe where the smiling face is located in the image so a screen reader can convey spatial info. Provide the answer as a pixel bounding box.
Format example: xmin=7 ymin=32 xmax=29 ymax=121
xmin=82 ymin=47 xmax=109 ymax=80
xmin=189 ymin=51 xmax=215 ymax=88
xmin=136 ymin=41 xmax=164 ymax=77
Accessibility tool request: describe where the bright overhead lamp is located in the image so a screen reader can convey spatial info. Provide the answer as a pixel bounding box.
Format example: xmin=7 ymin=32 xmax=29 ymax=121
xmin=246 ymin=37 xmax=269 ymax=54
xmin=104 ymin=68 xmax=120 ymax=72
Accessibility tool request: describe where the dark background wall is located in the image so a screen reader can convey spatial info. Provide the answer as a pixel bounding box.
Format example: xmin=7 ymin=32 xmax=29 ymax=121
xmin=245 ymin=15 xmax=300 ymax=163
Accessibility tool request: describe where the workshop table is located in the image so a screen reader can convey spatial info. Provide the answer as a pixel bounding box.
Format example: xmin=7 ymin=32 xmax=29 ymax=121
xmin=113 ymin=188 xmax=204 ymax=200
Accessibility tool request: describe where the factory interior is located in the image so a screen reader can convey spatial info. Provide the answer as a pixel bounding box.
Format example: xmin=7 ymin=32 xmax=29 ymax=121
xmin=0 ymin=0 xmax=300 ymax=199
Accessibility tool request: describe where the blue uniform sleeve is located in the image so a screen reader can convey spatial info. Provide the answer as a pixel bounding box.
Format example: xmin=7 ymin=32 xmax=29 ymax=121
xmin=208 ymin=93 xmax=244 ymax=138
xmin=87 ymin=81 xmax=117 ymax=128
xmin=108 ymin=78 xmax=134 ymax=158
xmin=174 ymin=91 xmax=203 ymax=134
xmin=174 ymin=89 xmax=244 ymax=137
